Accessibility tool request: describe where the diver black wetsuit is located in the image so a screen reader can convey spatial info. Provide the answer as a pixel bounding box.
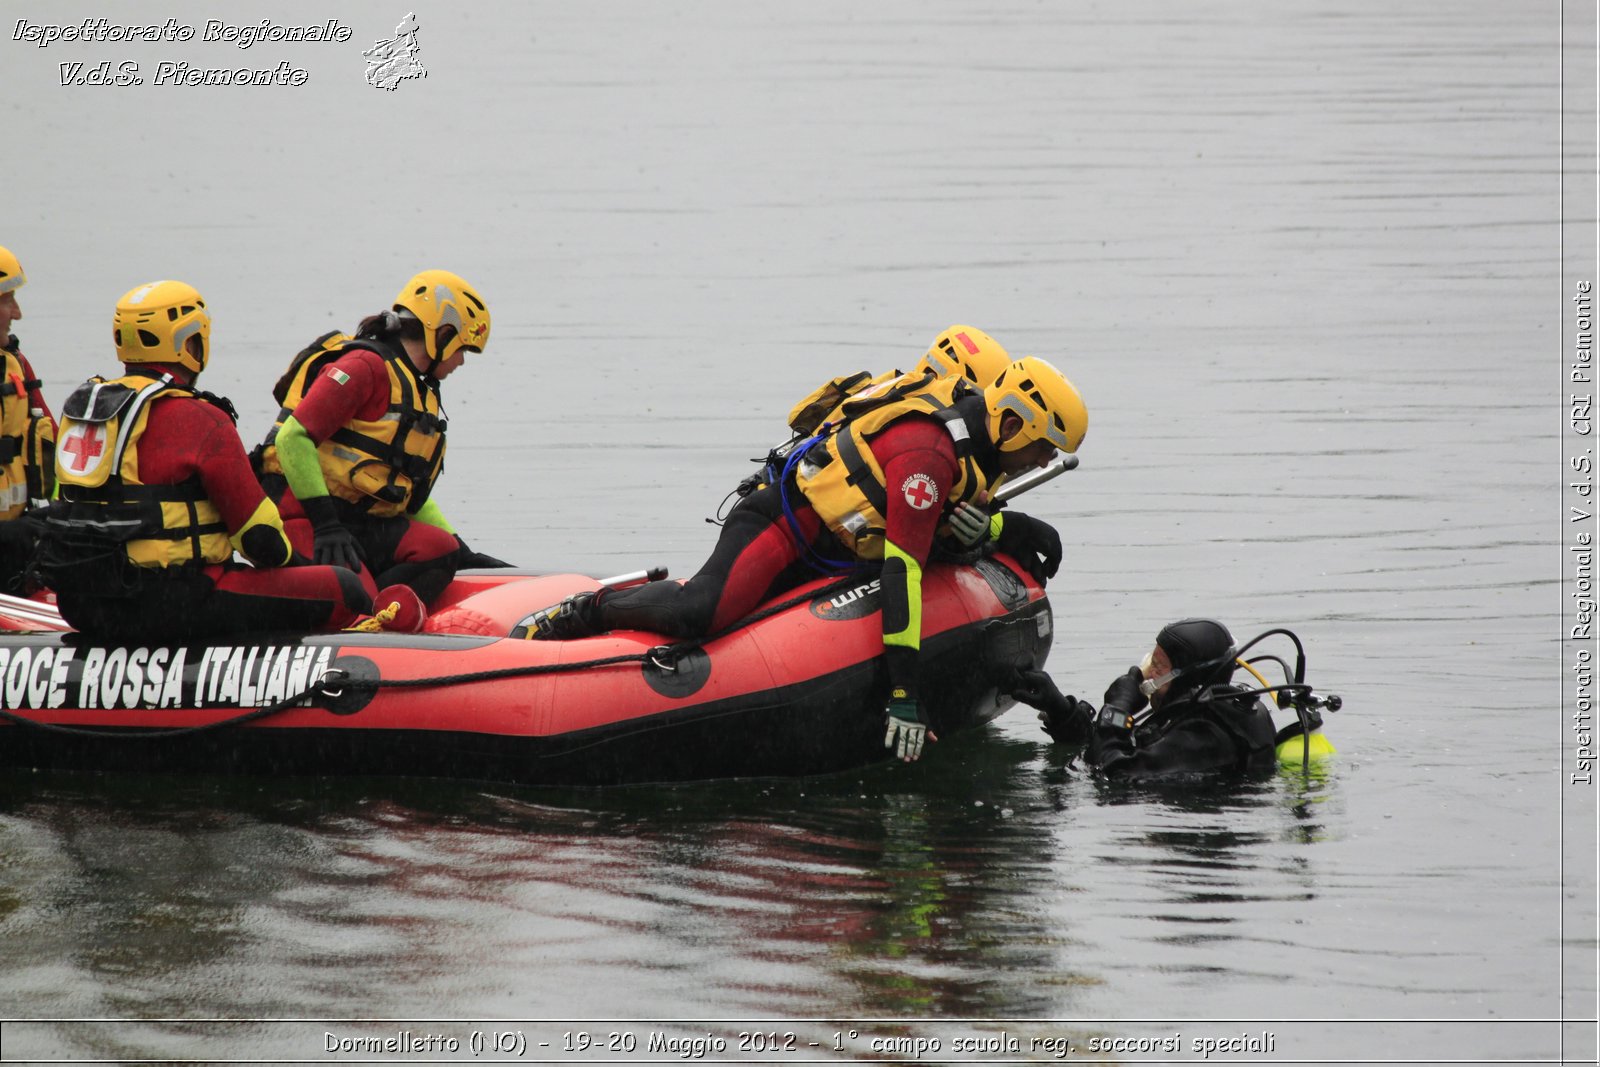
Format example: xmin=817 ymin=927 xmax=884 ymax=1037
xmin=1086 ymin=684 xmax=1278 ymax=778
xmin=1015 ymin=670 xmax=1278 ymax=779
xmin=1013 ymin=616 xmax=1295 ymax=780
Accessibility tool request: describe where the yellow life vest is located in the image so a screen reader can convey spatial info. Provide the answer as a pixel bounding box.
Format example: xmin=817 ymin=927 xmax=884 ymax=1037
xmin=786 ymin=367 xmax=935 ymax=437
xmin=0 ymin=344 xmax=56 ymax=521
xmin=794 ymin=376 xmax=996 ymax=558
xmin=52 ymin=372 xmax=231 ymax=568
xmin=257 ymin=332 xmax=447 ymax=518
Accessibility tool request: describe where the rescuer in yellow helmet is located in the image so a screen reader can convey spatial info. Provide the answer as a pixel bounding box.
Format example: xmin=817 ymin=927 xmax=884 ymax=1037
xmin=255 ymin=270 xmax=509 ymax=619
xmin=0 ymin=245 xmax=58 ymax=595
xmin=776 ymin=326 xmax=1046 ymax=560
xmin=36 ymin=280 xmax=372 ymax=641
xmin=527 ymin=354 xmax=1088 ymax=764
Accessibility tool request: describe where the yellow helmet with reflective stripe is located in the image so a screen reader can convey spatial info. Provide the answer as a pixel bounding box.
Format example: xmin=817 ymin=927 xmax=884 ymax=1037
xmin=0 ymin=247 xmax=26 ymax=295
xmin=393 ymin=270 xmax=490 ymax=364
xmin=984 ymin=356 xmax=1088 ymax=454
xmin=113 ymin=280 xmax=211 ymax=375
xmin=916 ymin=324 xmax=1010 ymax=386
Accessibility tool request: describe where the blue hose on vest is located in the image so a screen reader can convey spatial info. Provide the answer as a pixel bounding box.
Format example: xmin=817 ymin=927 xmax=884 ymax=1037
xmin=779 ymin=434 xmax=856 ymax=573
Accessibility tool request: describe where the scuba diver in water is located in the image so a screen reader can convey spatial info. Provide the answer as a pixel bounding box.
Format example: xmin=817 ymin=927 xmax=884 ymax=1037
xmin=1009 ymin=618 xmax=1339 ymax=779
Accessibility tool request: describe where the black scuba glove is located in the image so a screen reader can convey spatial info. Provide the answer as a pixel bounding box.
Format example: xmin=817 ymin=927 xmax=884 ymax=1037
xmin=300 ymin=494 xmax=364 ymax=573
xmin=455 ymin=535 xmax=514 ymax=569
xmin=1093 ymin=665 xmax=1149 ymax=731
xmin=1009 ymin=668 xmax=1092 ymax=745
xmin=995 ymin=511 xmax=1062 ymax=584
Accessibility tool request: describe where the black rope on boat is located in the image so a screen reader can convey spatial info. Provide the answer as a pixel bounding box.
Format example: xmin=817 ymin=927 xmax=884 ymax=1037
xmin=333 ymin=649 xmax=659 ymax=691
xmin=0 ymin=675 xmax=339 ymax=739
xmin=344 ymin=573 xmax=870 ymax=693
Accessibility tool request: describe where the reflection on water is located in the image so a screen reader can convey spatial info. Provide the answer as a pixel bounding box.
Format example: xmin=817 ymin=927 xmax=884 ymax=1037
xmin=0 ymin=740 xmax=1341 ymax=1036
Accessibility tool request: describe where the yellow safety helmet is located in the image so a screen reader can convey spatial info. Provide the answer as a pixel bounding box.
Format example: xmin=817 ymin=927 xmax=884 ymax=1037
xmin=984 ymin=356 xmax=1088 ymax=454
xmin=0 ymin=246 xmax=25 ymax=295
xmin=916 ymin=324 xmax=1010 ymax=386
xmin=113 ymin=280 xmax=211 ymax=375
xmin=393 ymin=270 xmax=490 ymax=364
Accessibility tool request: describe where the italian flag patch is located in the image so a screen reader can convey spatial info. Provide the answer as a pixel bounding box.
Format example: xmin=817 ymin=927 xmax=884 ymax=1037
xmin=326 ymin=368 xmax=350 ymax=385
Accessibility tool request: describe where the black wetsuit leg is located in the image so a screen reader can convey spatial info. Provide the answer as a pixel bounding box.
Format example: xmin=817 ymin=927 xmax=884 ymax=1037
xmin=56 ymin=562 xmax=372 ymax=643
xmin=598 ymin=483 xmax=835 ymax=638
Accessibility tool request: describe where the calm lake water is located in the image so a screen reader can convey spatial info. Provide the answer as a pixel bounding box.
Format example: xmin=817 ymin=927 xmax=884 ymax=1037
xmin=1 ymin=0 xmax=1591 ymax=1062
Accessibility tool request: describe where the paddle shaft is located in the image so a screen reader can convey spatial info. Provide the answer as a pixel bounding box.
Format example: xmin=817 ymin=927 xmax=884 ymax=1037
xmin=993 ymin=453 xmax=1077 ymax=505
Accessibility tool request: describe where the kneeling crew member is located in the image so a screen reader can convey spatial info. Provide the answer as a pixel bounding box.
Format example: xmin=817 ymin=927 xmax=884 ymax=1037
xmin=0 ymin=246 xmax=57 ymax=595
xmin=40 ymin=280 xmax=370 ymax=642
xmin=256 ymin=270 xmax=502 ymax=610
xmin=530 ymin=356 xmax=1087 ymax=764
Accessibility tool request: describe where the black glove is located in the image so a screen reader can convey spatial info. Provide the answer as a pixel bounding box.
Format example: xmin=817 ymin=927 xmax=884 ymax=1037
xmin=300 ymin=494 xmax=363 ymax=573
xmin=455 ymin=535 xmax=514 ymax=569
xmin=1080 ymin=667 xmax=1150 ymax=735
xmin=1102 ymin=665 xmax=1149 ymax=717
xmin=1009 ymin=668 xmax=1092 ymax=745
xmin=0 ymin=514 xmax=42 ymax=554
xmin=995 ymin=511 xmax=1062 ymax=584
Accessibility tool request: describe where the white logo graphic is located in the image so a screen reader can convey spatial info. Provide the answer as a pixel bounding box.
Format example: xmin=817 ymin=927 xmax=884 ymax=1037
xmin=900 ymin=473 xmax=939 ymax=510
xmin=364 ymin=13 xmax=426 ymax=91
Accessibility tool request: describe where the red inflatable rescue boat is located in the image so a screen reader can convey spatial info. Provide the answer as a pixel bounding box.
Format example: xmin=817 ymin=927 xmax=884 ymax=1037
xmin=0 ymin=556 xmax=1051 ymax=786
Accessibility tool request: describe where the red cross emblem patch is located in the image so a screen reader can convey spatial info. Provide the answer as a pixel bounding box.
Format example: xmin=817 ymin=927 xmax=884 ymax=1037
xmin=59 ymin=422 xmax=108 ymax=476
xmin=900 ymin=473 xmax=939 ymax=511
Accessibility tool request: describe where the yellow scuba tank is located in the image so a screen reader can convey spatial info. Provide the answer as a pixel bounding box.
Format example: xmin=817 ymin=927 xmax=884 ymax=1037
xmin=1276 ymin=729 xmax=1337 ymax=768
xmin=1236 ymin=655 xmax=1339 ymax=768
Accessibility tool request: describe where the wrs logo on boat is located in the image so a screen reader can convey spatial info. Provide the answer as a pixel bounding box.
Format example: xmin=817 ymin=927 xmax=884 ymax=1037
xmin=0 ymin=643 xmax=336 ymax=711
xmin=810 ymin=578 xmax=880 ymax=622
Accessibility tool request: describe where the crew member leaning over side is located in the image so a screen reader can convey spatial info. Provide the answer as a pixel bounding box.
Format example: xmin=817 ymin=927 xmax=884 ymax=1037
xmin=529 ymin=355 xmax=1087 ymax=764
xmin=0 ymin=246 xmax=57 ymax=595
xmin=786 ymin=325 xmax=1059 ymax=560
xmin=255 ymin=271 xmax=506 ymax=620
xmin=36 ymin=280 xmax=371 ymax=642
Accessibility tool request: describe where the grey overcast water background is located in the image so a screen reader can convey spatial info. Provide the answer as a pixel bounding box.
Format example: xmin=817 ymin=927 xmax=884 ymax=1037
xmin=0 ymin=1 xmax=1592 ymax=1063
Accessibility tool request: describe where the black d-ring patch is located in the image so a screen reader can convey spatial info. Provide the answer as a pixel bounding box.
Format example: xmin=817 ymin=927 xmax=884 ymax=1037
xmin=642 ymin=646 xmax=712 ymax=699
xmin=320 ymin=654 xmax=379 ymax=715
